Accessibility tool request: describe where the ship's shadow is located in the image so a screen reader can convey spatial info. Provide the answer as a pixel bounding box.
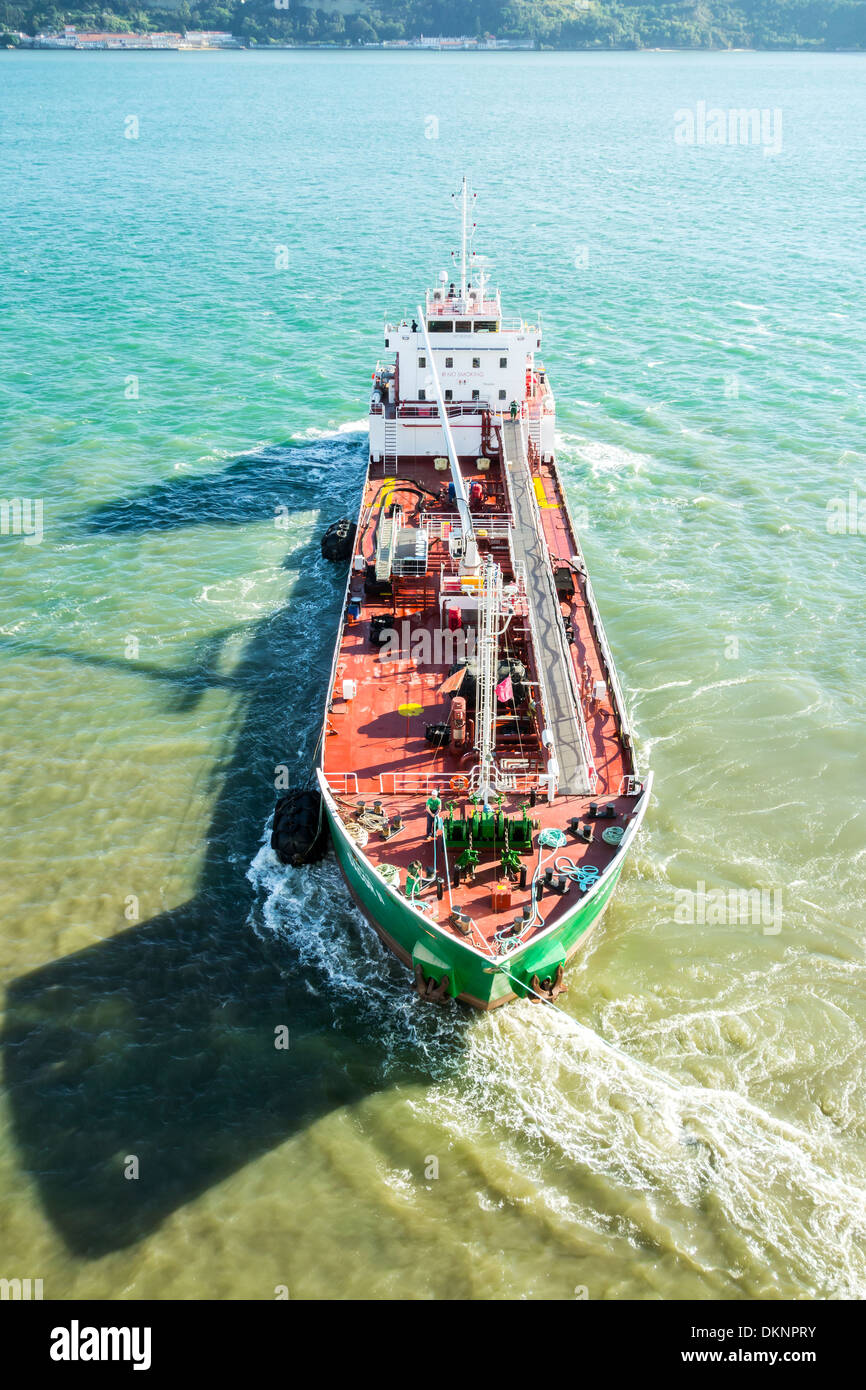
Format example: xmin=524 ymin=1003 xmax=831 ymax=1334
xmin=2 ymin=438 xmax=469 ymax=1259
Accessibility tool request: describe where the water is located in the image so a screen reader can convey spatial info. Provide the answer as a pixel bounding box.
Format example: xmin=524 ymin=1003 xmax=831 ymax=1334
xmin=1 ymin=49 xmax=864 ymax=1300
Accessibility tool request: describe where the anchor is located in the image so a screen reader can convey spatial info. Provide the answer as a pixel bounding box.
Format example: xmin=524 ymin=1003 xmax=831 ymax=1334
xmin=413 ymin=965 xmax=452 ymax=1003
xmin=528 ymin=964 xmax=567 ymax=1002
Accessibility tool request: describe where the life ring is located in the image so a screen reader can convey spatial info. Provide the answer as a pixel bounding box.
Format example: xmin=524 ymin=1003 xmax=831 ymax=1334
xmin=450 ymin=775 xmax=469 ymax=793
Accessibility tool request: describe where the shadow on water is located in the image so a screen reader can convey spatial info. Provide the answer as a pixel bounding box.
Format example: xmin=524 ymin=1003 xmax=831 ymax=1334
xmin=83 ymin=437 xmax=349 ymax=535
xmin=3 ymin=438 xmax=469 ymax=1259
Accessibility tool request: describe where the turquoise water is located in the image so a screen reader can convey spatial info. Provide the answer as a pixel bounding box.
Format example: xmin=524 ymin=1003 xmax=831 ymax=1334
xmin=1 ymin=50 xmax=865 ymax=1299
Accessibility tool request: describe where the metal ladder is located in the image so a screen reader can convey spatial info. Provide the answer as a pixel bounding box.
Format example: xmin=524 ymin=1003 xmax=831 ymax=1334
xmin=384 ymin=418 xmax=398 ymax=473
xmin=375 ymin=505 xmax=401 ymax=581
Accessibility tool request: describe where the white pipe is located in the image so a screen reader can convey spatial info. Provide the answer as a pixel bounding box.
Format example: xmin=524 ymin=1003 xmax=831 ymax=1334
xmin=417 ymin=305 xmax=475 ymax=547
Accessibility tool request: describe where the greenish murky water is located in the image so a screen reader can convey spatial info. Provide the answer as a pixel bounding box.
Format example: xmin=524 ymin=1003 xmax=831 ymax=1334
xmin=1 ymin=49 xmax=864 ymax=1299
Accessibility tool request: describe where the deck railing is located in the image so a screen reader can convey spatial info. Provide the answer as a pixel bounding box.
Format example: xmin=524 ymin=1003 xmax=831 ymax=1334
xmin=396 ymin=401 xmax=490 ymax=420
xmin=379 ymin=768 xmax=542 ymax=798
xmin=323 ymin=771 xmax=360 ymax=796
xmin=422 ymin=511 xmax=513 ymax=545
xmin=555 ymin=479 xmax=634 ymax=750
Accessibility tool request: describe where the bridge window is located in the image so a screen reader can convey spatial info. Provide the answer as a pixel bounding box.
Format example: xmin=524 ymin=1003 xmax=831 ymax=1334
xmin=428 ymin=320 xmax=452 ymax=333
xmin=455 ymin=321 xmax=471 ymax=333
xmin=500 ymin=357 xmax=508 ymax=368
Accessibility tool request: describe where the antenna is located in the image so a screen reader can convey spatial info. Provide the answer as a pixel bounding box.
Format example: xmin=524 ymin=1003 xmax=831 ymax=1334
xmin=460 ymin=175 xmax=468 ymax=300
xmin=450 ymin=176 xmax=478 ymax=301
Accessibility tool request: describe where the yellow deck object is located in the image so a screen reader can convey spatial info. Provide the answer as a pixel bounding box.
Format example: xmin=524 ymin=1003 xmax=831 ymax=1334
xmin=398 ymin=702 xmax=423 ymax=717
xmin=379 ymin=476 xmax=397 ymax=509
xmin=533 ymin=477 xmax=555 ymax=508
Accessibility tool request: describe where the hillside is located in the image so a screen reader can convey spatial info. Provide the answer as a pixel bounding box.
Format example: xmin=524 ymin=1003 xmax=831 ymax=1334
xmin=2 ymin=0 xmax=864 ymax=49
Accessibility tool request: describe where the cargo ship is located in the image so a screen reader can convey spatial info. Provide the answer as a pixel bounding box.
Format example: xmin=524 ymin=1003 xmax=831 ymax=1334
xmin=275 ymin=180 xmax=652 ymax=1009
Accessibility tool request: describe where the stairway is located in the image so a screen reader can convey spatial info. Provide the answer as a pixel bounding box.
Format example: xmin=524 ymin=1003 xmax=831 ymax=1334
xmin=375 ymin=508 xmax=399 ymax=581
xmin=384 ymin=418 xmax=398 ymax=473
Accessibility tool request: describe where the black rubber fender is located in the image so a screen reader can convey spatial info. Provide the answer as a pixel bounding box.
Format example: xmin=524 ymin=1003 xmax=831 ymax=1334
xmin=321 ymin=518 xmax=356 ymax=562
xmin=271 ymin=788 xmax=330 ymax=866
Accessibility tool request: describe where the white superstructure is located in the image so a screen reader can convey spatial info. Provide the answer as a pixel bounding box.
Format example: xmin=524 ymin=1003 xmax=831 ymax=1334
xmin=369 ymin=180 xmax=556 ymax=471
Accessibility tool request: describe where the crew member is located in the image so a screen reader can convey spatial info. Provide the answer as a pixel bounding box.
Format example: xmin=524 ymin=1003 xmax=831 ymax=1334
xmin=425 ymin=788 xmax=442 ymax=840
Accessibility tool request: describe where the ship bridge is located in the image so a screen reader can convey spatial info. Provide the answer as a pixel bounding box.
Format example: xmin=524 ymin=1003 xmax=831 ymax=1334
xmin=370 ymin=178 xmax=555 ymax=473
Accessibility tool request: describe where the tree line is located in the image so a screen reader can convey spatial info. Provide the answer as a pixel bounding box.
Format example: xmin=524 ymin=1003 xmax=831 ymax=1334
xmin=2 ymin=0 xmax=864 ymax=51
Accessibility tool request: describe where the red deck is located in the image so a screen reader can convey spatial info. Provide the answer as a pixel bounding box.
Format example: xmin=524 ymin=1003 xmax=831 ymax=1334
xmin=322 ymin=441 xmax=637 ymax=958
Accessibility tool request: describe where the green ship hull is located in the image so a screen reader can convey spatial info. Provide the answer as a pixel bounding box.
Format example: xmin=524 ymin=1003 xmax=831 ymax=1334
xmin=318 ymin=770 xmax=652 ymax=1009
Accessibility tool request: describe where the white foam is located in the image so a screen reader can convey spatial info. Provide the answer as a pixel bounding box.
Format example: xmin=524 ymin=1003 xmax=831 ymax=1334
xmin=291 ymin=418 xmax=369 ymax=442
xmin=245 ymin=824 xmax=866 ymax=1297
xmin=576 ymin=441 xmax=651 ymax=477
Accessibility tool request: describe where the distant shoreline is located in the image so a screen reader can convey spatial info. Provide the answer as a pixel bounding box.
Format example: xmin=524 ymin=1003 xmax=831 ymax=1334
xmin=4 ymin=46 xmax=865 ymax=55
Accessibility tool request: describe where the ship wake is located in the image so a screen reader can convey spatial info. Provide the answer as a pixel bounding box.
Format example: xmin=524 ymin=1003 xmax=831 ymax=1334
xmin=248 ymin=842 xmax=866 ymax=1300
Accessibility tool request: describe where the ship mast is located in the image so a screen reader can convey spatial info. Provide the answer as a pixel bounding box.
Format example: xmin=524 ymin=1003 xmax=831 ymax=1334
xmin=460 ymin=175 xmax=468 ymax=301
xmin=452 ymin=175 xmax=476 ymax=304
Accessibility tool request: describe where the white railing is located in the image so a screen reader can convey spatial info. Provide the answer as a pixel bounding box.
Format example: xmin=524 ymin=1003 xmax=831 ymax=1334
xmin=379 ymin=771 xmax=439 ymax=796
xmin=324 ymin=771 xmax=360 ymax=796
xmin=421 ymin=512 xmax=513 ymax=544
xmin=397 ymin=401 xmax=490 ymax=419
xmin=582 ymin=566 xmax=632 ymax=745
xmin=555 ymin=481 xmax=634 ymax=750
xmin=425 ymin=289 xmax=502 ymax=317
